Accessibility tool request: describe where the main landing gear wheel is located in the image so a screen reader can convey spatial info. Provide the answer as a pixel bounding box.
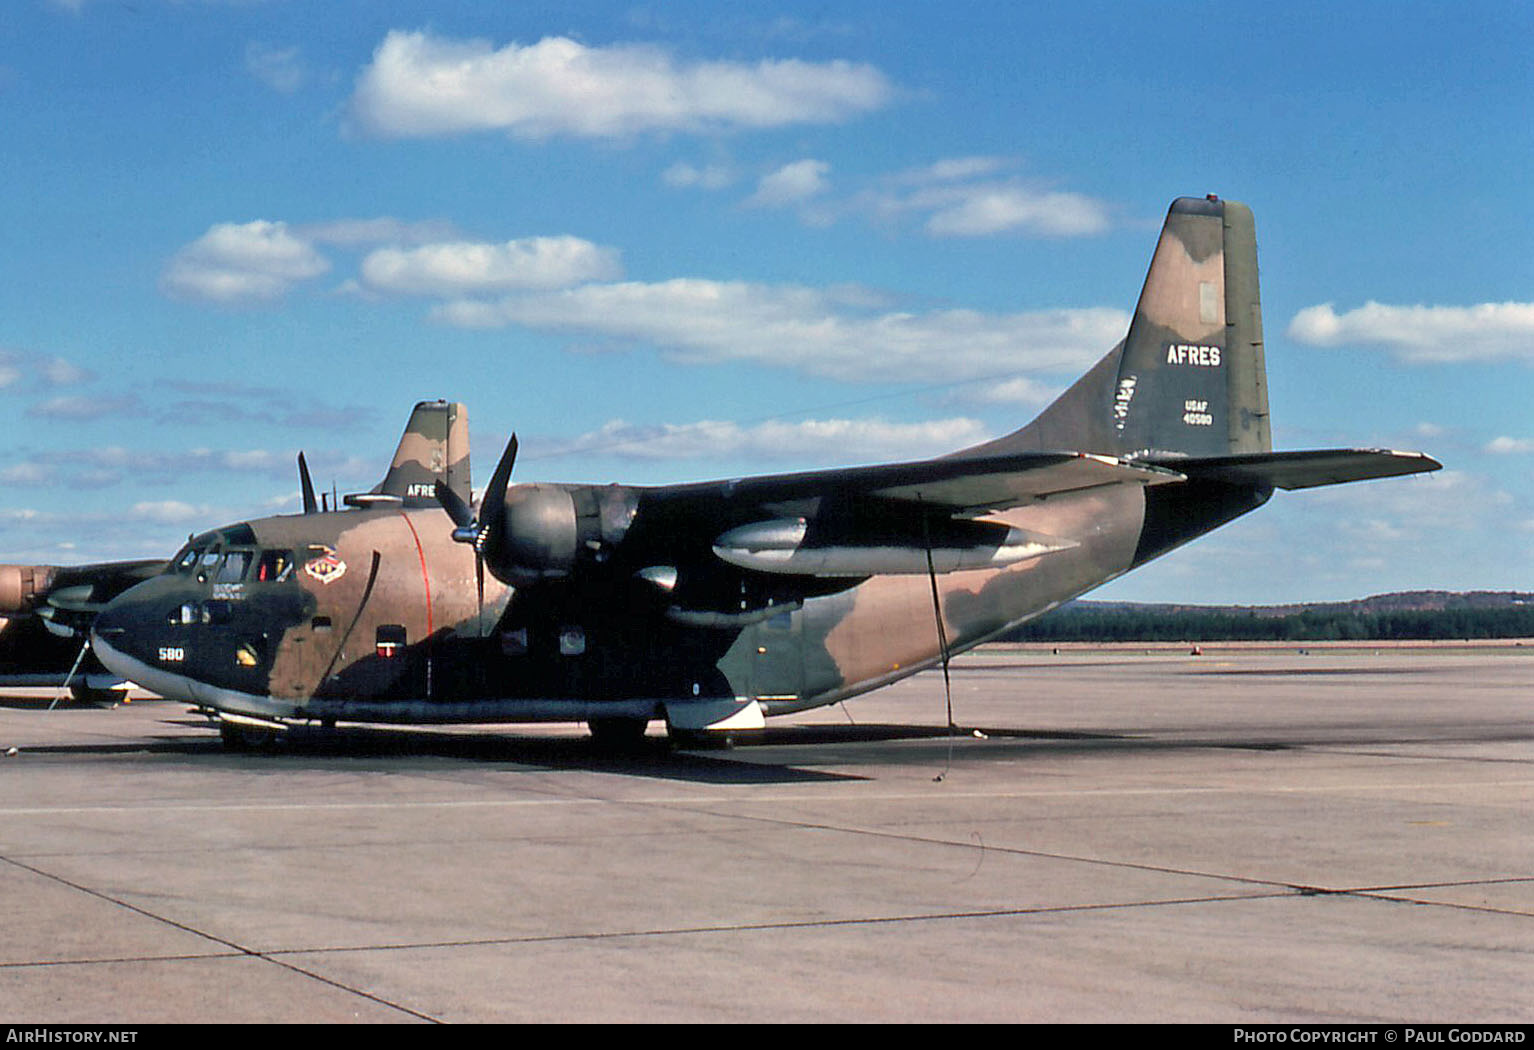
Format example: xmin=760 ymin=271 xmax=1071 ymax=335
xmin=219 ymin=720 xmax=282 ymax=752
xmin=69 ymin=683 xmax=129 ymax=706
xmin=666 ymin=727 xmax=735 ymax=751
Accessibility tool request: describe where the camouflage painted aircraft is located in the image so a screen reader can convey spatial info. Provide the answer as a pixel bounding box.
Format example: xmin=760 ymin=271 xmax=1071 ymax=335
xmin=90 ymin=197 xmax=1439 ymax=748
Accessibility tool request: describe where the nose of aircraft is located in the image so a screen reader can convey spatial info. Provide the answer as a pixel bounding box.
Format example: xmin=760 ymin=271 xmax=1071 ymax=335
xmin=89 ymin=579 xmax=162 ymax=691
xmin=90 ymin=589 xmax=134 ymax=672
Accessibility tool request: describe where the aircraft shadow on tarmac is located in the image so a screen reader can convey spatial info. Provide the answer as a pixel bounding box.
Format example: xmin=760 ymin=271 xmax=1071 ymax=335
xmin=14 ymin=719 xmax=877 ymax=785
xmin=9 ymin=717 xmax=1160 ymax=785
xmin=0 ymin=691 xmax=125 ymax=710
xmin=9 ymin=716 xmax=1144 ymax=784
xmin=24 ymin=713 xmax=1520 ymax=781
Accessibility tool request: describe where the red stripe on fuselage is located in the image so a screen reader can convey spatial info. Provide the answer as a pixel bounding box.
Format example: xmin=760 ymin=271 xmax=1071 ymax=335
xmin=397 ymin=512 xmax=434 ymax=637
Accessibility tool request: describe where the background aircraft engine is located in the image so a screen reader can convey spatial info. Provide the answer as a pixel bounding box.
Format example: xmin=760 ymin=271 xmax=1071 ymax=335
xmin=0 ymin=565 xmax=53 ymax=615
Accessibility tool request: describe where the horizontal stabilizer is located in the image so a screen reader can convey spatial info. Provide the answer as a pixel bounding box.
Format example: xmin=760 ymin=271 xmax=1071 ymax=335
xmin=1152 ymin=449 xmax=1441 ymax=490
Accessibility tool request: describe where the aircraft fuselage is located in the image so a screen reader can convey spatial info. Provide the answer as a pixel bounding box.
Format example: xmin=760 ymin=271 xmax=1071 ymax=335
xmin=90 ymin=478 xmax=1265 ymax=728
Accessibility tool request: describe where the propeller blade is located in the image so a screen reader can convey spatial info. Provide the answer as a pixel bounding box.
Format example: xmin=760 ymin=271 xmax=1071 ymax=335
xmin=477 ymin=433 xmax=518 ymax=562
xmin=475 ymin=553 xmax=485 ymax=636
xmin=482 ymin=434 xmax=517 ymax=517
xmin=434 ymin=480 xmax=475 ymax=530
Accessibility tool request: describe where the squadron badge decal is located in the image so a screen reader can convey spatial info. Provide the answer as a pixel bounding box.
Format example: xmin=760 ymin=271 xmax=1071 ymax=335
xmin=304 ymin=547 xmax=347 ymax=584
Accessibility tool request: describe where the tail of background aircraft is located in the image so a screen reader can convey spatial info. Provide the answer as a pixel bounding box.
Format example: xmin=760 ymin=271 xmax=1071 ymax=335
xmin=364 ymin=400 xmax=472 ymax=509
xmin=970 ymin=195 xmax=1270 ymax=460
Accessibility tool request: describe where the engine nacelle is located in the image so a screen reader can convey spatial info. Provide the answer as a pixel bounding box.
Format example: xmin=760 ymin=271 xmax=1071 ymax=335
xmin=490 ymin=484 xmax=637 ymax=586
xmin=0 ymin=564 xmax=54 ymax=616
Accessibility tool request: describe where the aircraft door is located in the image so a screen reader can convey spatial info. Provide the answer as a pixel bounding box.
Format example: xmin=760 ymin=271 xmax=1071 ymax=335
xmin=749 ymin=607 xmax=804 ymax=702
xmin=266 ymin=544 xmax=354 ymax=701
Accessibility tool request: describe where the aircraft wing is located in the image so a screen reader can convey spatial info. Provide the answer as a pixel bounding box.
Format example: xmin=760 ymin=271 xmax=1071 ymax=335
xmin=658 ymin=451 xmax=1187 ymax=517
xmin=629 ymin=452 xmax=1187 ymax=581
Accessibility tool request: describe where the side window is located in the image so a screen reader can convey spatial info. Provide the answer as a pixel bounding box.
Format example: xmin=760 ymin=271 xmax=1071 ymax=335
xmin=256 ymin=550 xmax=294 ymax=582
xmin=196 ymin=549 xmax=222 ymax=582
xmin=217 ymin=551 xmax=251 ymax=584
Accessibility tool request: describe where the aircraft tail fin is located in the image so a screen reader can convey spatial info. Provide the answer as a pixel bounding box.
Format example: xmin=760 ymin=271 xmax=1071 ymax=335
xmin=365 ymin=400 xmax=471 ymax=509
xmin=964 ymin=196 xmax=1271 ymax=460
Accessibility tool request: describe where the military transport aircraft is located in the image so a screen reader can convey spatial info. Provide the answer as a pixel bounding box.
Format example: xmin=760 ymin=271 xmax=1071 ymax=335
xmin=0 ymin=406 xmax=460 ymax=704
xmin=89 ymin=197 xmax=1440 ymax=749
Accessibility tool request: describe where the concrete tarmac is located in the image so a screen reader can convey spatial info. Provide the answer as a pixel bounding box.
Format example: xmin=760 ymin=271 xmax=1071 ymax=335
xmin=0 ymin=643 xmax=1530 ymax=1023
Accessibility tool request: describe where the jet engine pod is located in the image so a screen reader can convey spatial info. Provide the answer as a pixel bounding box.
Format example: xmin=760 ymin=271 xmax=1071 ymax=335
xmin=0 ymin=564 xmax=52 ymax=615
xmin=712 ymin=517 xmax=1078 ymax=577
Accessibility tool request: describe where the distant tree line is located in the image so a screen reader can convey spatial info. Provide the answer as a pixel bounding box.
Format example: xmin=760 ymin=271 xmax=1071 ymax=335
xmin=1002 ymin=604 xmax=1534 ymax=642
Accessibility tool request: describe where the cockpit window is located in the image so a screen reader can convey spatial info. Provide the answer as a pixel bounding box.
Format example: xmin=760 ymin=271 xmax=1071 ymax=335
xmin=216 ymin=550 xmax=252 ymax=584
xmin=256 ymin=549 xmax=294 ymax=583
xmin=173 ymin=546 xmax=202 ymax=574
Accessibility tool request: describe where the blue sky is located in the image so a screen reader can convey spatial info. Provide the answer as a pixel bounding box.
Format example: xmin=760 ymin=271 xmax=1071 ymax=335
xmin=1 ymin=0 xmax=1529 ymax=603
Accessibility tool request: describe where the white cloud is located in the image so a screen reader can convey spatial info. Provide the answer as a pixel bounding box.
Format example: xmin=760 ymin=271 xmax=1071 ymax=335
xmin=845 ymin=158 xmax=1112 ymax=238
xmin=1287 ymin=301 xmax=1534 ymax=363
xmin=245 ymin=43 xmax=305 ymax=94
xmin=39 ymin=356 xmax=91 ymax=386
xmin=299 ymin=216 xmax=460 ymax=247
xmin=1485 ymin=436 xmax=1534 ymax=454
xmin=431 ymin=278 xmax=1128 ymax=383
xmin=746 ymin=159 xmax=830 ymax=207
xmin=954 ymin=376 xmax=1061 ymax=407
xmin=28 ymin=394 xmax=139 ymax=421
xmin=547 ymin=416 xmax=989 ymax=463
xmin=0 ymin=463 xmax=49 ymax=485
xmin=922 ymin=186 xmax=1111 ymax=237
xmin=1307 ymin=469 xmax=1510 ymax=538
xmin=3 ymin=445 xmax=367 ymax=494
xmin=662 ymin=162 xmax=735 ymax=190
xmin=129 ymin=500 xmax=219 ymax=525
xmin=0 ymin=351 xmax=91 ymax=389
xmin=895 ymin=156 xmax=1009 ymax=183
xmin=349 ymin=31 xmax=893 ymax=140
xmin=161 ymin=220 xmax=330 ymax=304
xmin=361 ymin=236 xmax=622 ymax=297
